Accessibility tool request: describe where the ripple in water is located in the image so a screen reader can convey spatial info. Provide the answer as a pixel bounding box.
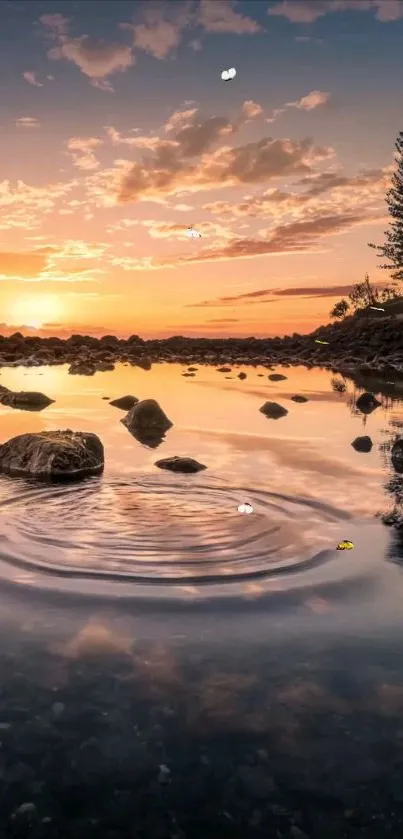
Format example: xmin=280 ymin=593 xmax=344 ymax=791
xmin=0 ymin=474 xmax=350 ymax=592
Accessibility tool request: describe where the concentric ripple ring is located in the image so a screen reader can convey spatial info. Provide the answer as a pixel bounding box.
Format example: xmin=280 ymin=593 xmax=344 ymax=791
xmin=0 ymin=474 xmax=350 ymax=587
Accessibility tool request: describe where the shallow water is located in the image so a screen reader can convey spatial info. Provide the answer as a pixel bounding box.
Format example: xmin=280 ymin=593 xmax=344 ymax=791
xmin=0 ymin=362 xmax=403 ymax=838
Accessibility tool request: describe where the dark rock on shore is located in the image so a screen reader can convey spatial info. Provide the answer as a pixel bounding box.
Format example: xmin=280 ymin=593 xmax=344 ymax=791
xmin=391 ymin=439 xmax=403 ymax=473
xmin=351 ymin=435 xmax=373 ymax=453
xmin=238 ymin=372 xmax=247 ymax=380
xmin=0 ymin=430 xmax=104 ymax=480
xmin=355 ymin=392 xmax=381 ymax=414
xmin=260 ymin=402 xmax=288 ymax=419
xmin=132 ymin=356 xmax=152 ymax=371
xmin=268 ymin=373 xmax=287 ymax=381
xmin=68 ymin=360 xmax=96 ymax=376
xmin=0 ymin=385 xmax=54 ymax=411
xmin=0 ymin=301 xmax=402 ymax=375
xmin=121 ymin=399 xmax=173 ymax=447
xmin=109 ymin=395 xmax=139 ymax=410
xmin=154 ymin=456 xmax=207 ymax=473
xmin=291 ymin=395 xmax=308 ymax=403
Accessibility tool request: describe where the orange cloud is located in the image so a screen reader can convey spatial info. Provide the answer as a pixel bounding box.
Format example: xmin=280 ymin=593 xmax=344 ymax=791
xmin=292 ymin=90 xmax=330 ymax=110
xmin=185 ymin=283 xmax=367 ymax=308
xmin=0 ymin=178 xmax=78 ymax=231
xmin=264 ymin=90 xmax=330 ymax=123
xmin=41 ymin=13 xmax=135 ymax=91
xmin=122 ymin=1 xmax=193 ymax=59
xmin=108 ymin=135 xmax=333 ymax=204
xmin=67 ymin=136 xmax=103 ymax=170
xmin=240 ymin=100 xmax=264 ymax=121
xmin=198 ymin=0 xmax=261 ymax=33
xmin=267 ymin=1 xmax=403 ymax=24
xmin=202 ymin=166 xmax=392 ymax=221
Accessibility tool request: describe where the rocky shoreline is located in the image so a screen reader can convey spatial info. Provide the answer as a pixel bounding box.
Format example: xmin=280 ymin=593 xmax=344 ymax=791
xmin=0 ymin=312 xmax=402 ymax=376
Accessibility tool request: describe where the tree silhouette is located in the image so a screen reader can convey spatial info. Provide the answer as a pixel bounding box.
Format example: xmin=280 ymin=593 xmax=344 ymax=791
xmin=369 ymin=130 xmax=403 ymax=283
xmin=330 ymin=299 xmax=349 ymax=319
xmin=348 ymin=273 xmax=379 ymax=309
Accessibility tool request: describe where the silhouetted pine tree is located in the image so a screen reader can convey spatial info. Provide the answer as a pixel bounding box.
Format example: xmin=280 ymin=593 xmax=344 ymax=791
xmin=369 ymin=131 xmax=403 ymax=283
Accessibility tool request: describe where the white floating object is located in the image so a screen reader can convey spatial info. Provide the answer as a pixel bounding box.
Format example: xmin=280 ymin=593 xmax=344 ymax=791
xmin=238 ymin=502 xmax=253 ymax=514
xmin=186 ymin=227 xmax=202 ymax=239
xmin=221 ymin=67 xmax=236 ymax=81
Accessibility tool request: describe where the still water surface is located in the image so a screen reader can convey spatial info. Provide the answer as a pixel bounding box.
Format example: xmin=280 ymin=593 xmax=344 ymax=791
xmin=0 ymin=362 xmax=403 ymax=837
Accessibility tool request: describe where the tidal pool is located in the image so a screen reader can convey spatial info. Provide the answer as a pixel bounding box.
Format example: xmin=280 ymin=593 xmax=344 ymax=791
xmin=0 ymin=362 xmax=402 ymax=838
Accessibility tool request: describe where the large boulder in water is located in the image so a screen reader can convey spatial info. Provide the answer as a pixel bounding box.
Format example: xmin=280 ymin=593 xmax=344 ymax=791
xmin=355 ymin=392 xmax=381 ymax=414
xmin=0 ymin=385 xmax=54 ymax=411
xmin=0 ymin=430 xmax=104 ymax=480
xmin=121 ymin=399 xmax=173 ymax=444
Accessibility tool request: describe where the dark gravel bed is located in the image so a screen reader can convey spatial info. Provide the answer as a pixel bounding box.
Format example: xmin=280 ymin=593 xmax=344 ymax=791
xmin=1 ymin=636 xmax=403 ymax=838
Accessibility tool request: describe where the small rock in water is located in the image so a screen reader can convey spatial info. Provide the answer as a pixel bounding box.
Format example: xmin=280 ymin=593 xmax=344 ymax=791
xmin=51 ymin=702 xmax=65 ymax=717
xmin=121 ymin=399 xmax=172 ymax=437
xmin=351 ymin=435 xmax=373 ymax=453
xmin=391 ymin=439 xmax=403 ymax=473
xmin=238 ymin=372 xmax=247 ymax=380
xmin=109 ymin=395 xmax=139 ymax=410
xmin=0 ymin=386 xmax=54 ymax=411
xmin=268 ymin=373 xmax=287 ymax=381
xmin=217 ymin=366 xmax=231 ymax=373
xmin=260 ymin=401 xmax=288 ymax=419
xmin=291 ymin=394 xmax=308 ymax=403
xmin=155 ymin=456 xmax=207 ymax=473
xmin=158 ymin=764 xmax=171 ymax=783
xmin=13 ymin=802 xmax=36 ymax=818
xmin=355 ymin=392 xmax=381 ymax=414
xmin=291 ymin=827 xmax=310 ymax=839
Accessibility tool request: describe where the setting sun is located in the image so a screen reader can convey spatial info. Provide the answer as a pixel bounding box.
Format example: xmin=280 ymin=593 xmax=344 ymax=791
xmin=8 ymin=295 xmax=63 ymax=330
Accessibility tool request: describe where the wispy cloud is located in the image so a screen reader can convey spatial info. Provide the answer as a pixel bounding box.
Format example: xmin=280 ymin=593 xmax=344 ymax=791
xmin=265 ymin=89 xmax=330 ymax=122
xmin=267 ymin=0 xmax=403 ymax=24
xmin=121 ymin=1 xmax=194 ymax=59
xmin=198 ymin=0 xmax=262 ymax=33
xmin=185 ymin=283 xmax=371 ymax=308
xmin=67 ymin=136 xmax=103 ymax=170
xmin=16 ymin=116 xmax=40 ymax=128
xmin=22 ymin=71 xmax=43 ymax=87
xmin=40 ymin=13 xmax=135 ymax=91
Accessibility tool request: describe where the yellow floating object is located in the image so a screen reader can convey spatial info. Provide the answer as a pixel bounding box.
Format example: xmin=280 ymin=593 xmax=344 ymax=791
xmin=336 ymin=540 xmax=354 ymax=551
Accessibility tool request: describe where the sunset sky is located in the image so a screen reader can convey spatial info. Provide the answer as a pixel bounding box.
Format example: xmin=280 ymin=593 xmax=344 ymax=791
xmin=1 ymin=0 xmax=402 ymax=339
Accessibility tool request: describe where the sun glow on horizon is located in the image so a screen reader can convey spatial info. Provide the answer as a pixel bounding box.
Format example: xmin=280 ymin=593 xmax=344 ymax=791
xmin=7 ymin=295 xmax=64 ymax=330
